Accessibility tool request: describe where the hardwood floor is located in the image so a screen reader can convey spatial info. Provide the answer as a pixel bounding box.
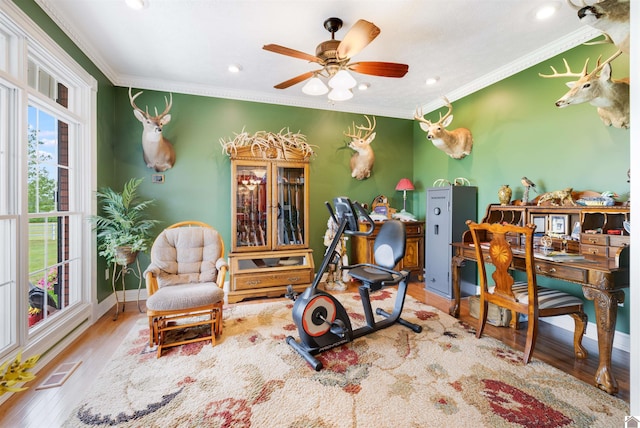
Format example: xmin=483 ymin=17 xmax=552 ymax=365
xmin=0 ymin=282 xmax=629 ymax=427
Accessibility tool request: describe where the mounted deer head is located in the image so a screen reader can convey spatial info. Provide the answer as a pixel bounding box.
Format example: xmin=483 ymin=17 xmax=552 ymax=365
xmin=344 ymin=115 xmax=376 ymax=180
xmin=129 ymin=88 xmax=176 ymax=172
xmin=538 ymin=50 xmax=629 ymax=129
xmin=414 ymin=97 xmax=473 ymax=159
xmin=568 ymin=0 xmax=630 ymax=54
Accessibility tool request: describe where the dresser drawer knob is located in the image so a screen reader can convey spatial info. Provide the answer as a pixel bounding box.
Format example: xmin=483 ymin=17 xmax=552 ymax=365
xmin=536 ymin=266 xmax=556 ymax=275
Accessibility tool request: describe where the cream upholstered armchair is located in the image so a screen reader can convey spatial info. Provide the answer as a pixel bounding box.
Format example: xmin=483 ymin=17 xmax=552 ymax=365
xmin=144 ymin=221 xmax=227 ymax=357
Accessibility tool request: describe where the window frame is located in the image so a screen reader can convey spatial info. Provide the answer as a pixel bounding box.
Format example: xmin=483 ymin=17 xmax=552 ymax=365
xmin=0 ymin=1 xmax=97 ymax=369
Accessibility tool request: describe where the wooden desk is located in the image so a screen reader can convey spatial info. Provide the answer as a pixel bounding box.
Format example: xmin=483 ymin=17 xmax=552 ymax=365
xmin=450 ymin=241 xmax=629 ymax=395
xmin=351 ymin=220 xmax=425 ymax=280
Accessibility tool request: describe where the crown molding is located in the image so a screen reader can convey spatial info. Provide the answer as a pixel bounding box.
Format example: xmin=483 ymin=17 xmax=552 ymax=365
xmin=419 ymin=26 xmax=601 ymax=114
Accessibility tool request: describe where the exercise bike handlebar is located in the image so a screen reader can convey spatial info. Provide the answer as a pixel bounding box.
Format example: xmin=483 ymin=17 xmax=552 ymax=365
xmin=326 ymin=198 xmax=375 ymax=237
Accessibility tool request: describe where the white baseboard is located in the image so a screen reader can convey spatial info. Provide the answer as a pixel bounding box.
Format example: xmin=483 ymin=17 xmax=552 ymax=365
xmin=541 ymin=315 xmax=630 ymax=353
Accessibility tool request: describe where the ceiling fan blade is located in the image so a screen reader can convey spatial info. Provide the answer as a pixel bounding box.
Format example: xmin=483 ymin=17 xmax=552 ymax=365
xmin=336 ymin=19 xmax=381 ymax=59
xmin=348 ymin=61 xmax=409 ymax=78
xmin=263 ymin=44 xmax=322 ymax=64
xmin=273 ymin=71 xmax=316 ymax=89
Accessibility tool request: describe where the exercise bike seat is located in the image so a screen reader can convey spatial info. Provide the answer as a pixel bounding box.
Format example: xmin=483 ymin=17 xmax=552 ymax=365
xmin=345 ymin=220 xmax=407 ymax=290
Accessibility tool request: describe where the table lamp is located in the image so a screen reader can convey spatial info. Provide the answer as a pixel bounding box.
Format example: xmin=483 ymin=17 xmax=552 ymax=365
xmin=395 ymin=178 xmax=415 ymax=214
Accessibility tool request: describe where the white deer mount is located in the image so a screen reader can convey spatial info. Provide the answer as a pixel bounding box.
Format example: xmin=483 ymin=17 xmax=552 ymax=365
xmin=538 ymin=51 xmax=629 ymax=129
xmin=414 ymin=97 xmax=473 ymax=159
xmin=345 ymin=115 xmax=376 ymax=180
xmin=568 ymin=0 xmax=630 ymax=54
xmin=129 ymin=88 xmax=176 ymax=172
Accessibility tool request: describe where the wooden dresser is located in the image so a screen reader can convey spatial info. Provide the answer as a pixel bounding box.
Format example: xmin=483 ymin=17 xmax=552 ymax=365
xmin=350 ymin=220 xmax=425 ymax=280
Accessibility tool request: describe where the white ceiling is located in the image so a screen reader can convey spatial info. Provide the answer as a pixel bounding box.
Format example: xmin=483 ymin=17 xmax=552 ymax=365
xmin=35 ymin=0 xmax=600 ymax=119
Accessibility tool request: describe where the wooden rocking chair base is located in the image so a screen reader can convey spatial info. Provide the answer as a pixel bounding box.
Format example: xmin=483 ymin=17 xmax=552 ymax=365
xmin=149 ymin=302 xmax=223 ymax=358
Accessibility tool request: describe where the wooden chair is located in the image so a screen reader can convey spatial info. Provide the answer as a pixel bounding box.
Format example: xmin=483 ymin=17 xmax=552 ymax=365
xmin=466 ymin=220 xmax=588 ymax=364
xmin=144 ymin=221 xmax=227 ymax=357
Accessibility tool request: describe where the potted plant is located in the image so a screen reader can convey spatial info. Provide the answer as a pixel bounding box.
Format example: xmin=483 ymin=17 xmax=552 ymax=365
xmin=92 ymin=178 xmax=159 ymax=266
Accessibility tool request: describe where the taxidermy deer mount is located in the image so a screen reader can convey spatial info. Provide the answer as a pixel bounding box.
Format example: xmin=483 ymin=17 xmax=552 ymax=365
xmin=129 ymin=88 xmax=176 ymax=172
xmin=538 ymin=50 xmax=629 ymax=129
xmin=568 ymin=0 xmax=630 ymax=54
xmin=414 ymin=97 xmax=473 ymax=160
xmin=345 ymin=115 xmax=376 ymax=180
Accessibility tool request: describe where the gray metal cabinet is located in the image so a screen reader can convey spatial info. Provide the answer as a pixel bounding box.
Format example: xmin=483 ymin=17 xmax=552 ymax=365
xmin=425 ymin=186 xmax=477 ymax=298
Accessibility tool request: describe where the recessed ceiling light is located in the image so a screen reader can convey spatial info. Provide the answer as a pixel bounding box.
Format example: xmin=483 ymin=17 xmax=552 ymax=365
xmin=358 ymin=82 xmax=370 ymax=91
xmin=228 ymin=64 xmax=242 ymax=73
xmin=426 ymin=77 xmax=439 ymax=85
xmin=125 ymin=0 xmax=147 ymax=10
xmin=535 ymin=3 xmax=558 ymax=20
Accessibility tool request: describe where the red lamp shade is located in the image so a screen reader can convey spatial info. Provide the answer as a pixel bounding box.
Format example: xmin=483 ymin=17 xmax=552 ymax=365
xmin=395 ymin=178 xmax=415 ymax=191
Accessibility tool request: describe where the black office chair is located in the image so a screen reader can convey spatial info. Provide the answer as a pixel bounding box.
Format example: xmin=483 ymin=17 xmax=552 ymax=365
xmin=346 ymin=219 xmax=407 ymax=291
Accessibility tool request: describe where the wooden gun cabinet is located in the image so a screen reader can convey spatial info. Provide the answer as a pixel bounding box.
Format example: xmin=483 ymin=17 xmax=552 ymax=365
xmin=227 ymin=146 xmax=314 ymax=303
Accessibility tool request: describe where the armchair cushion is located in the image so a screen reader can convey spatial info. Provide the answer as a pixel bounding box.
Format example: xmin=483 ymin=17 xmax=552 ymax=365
xmin=144 ymin=227 xmax=227 ymax=288
xmin=146 ymin=282 xmax=224 ymax=311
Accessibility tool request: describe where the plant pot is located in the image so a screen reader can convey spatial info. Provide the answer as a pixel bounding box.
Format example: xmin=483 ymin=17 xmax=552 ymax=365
xmin=115 ymin=246 xmax=138 ymax=266
xmin=28 ymin=312 xmax=43 ymax=327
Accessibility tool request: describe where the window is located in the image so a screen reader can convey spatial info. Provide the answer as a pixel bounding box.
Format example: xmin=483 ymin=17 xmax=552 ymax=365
xmin=0 ymin=2 xmax=96 ymax=362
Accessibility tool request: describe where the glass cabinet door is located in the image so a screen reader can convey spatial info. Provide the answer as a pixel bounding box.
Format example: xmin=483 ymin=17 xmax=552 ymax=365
xmin=274 ymin=164 xmax=307 ymax=249
xmin=233 ymin=162 xmax=269 ymax=251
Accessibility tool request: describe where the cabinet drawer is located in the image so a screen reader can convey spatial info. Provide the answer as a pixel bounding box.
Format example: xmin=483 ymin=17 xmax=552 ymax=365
xmin=233 ymin=269 xmax=312 ymax=290
xmin=609 ymin=235 xmax=629 ymax=247
xmin=581 ymin=244 xmax=609 ymax=257
xmin=581 ymin=233 xmax=608 ymax=246
xmin=404 ymin=222 xmax=423 ymax=235
xmin=534 ymin=262 xmax=586 ymax=283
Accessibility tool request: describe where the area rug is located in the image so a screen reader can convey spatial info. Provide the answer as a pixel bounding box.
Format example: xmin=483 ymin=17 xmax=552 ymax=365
xmin=64 ymin=290 xmax=628 ymax=427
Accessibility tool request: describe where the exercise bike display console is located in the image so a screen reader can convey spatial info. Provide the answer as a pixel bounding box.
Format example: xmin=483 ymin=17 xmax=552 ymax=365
xmin=286 ymin=197 xmax=422 ymax=370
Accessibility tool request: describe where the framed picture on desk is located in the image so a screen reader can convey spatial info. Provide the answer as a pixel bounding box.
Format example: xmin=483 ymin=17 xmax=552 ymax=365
xmin=549 ymin=214 xmax=569 ymax=235
xmin=531 ymin=215 xmax=547 ymax=234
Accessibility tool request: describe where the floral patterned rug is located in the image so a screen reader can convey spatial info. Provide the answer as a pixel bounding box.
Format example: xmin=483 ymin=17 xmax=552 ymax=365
xmin=64 ymin=290 xmax=628 ymax=427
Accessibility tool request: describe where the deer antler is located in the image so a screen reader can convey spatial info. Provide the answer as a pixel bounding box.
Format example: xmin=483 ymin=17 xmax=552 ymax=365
xmin=414 ymin=106 xmax=432 ymax=125
xmin=438 ymin=96 xmax=453 ymax=124
xmin=539 ymin=49 xmax=623 ymax=80
xmin=344 ymin=115 xmax=376 ymax=140
xmin=566 ymin=0 xmax=587 ymax=11
xmin=129 ymin=87 xmax=173 ymax=119
xmin=129 ymin=87 xmax=147 ymax=117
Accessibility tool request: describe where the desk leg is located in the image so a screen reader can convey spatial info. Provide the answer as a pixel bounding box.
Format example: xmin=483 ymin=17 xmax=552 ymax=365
xmin=582 ymin=286 xmax=625 ymax=395
xmin=450 ymin=255 xmax=465 ymax=318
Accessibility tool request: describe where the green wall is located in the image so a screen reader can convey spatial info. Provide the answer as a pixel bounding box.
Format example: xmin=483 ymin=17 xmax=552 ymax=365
xmin=17 ymin=0 xmax=630 ymax=333
xmin=412 ymin=42 xmax=630 ymax=334
xmin=112 ymin=89 xmax=414 ymax=292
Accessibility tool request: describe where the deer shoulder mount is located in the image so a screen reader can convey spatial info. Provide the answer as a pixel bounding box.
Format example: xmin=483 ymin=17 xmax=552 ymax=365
xmin=568 ymin=0 xmax=630 ymax=54
xmin=129 ymin=88 xmax=176 ymax=172
xmin=538 ymin=51 xmax=629 ymax=129
xmin=414 ymin=97 xmax=473 ymax=159
xmin=345 ymin=115 xmax=376 ymax=180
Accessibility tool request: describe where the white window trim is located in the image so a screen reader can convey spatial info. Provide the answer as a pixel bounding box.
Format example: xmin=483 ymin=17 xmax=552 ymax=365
xmin=0 ymin=0 xmax=97 ymax=379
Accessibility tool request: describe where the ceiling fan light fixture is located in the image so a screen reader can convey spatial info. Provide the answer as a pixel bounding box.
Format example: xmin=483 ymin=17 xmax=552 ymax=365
xmin=328 ymin=69 xmax=357 ymax=90
xmin=328 ymin=88 xmax=353 ymax=101
xmin=302 ymin=76 xmax=329 ymax=96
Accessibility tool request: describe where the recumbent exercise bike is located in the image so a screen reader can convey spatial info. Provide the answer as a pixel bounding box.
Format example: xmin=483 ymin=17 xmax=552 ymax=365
xmin=286 ymin=197 xmax=422 ymax=370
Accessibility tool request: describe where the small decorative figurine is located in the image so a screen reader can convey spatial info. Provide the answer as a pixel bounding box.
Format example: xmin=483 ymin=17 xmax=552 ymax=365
xmin=322 ymin=217 xmax=349 ymax=290
xmin=521 ymin=176 xmax=538 ymax=205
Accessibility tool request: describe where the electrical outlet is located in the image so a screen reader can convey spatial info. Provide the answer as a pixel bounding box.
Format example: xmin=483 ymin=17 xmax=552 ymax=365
xmin=105 ymin=268 xmax=109 ymax=281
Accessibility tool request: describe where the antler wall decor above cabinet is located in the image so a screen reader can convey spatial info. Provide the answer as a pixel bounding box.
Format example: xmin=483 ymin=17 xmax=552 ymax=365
xmin=221 ymin=132 xmax=315 ymax=303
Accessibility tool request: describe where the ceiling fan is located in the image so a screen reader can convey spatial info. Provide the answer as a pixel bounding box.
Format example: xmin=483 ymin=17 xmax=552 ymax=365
xmin=262 ymin=17 xmax=409 ymax=97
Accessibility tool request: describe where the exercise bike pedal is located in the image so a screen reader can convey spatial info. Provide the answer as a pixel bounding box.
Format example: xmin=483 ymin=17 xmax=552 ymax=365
xmin=329 ymin=319 xmax=347 ymax=338
xmin=285 ymin=285 xmax=298 ymax=301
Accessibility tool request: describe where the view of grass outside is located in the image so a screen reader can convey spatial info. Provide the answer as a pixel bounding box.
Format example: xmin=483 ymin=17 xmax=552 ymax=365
xmin=28 ymin=222 xmax=58 ymax=283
